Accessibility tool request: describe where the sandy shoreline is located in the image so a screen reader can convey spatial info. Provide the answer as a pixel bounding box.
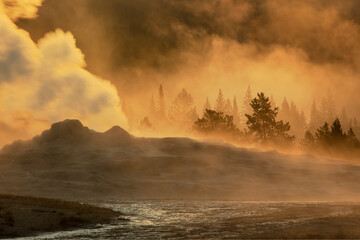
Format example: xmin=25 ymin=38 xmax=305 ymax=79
xmin=0 ymin=194 xmax=123 ymax=239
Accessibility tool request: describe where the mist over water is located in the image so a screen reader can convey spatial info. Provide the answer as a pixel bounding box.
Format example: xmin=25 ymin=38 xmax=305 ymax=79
xmin=18 ymin=200 xmax=360 ymax=239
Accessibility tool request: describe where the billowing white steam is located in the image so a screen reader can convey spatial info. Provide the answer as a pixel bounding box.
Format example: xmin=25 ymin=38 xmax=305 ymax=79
xmin=0 ymin=0 xmax=128 ymax=145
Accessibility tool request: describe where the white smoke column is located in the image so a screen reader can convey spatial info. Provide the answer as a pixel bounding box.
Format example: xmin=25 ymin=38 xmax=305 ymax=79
xmin=0 ymin=0 xmax=128 ymax=145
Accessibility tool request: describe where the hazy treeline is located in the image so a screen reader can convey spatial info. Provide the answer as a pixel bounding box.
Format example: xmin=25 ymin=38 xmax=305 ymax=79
xmin=134 ymin=84 xmax=360 ymax=158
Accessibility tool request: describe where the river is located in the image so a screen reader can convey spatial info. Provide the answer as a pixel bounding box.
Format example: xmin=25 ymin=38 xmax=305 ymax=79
xmin=17 ymin=200 xmax=360 ymax=239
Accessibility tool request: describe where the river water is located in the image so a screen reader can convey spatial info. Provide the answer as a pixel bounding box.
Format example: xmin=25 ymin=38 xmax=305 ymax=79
xmin=17 ymin=200 xmax=360 ymax=239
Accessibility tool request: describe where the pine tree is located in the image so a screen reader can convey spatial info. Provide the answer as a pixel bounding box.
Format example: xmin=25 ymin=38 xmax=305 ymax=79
xmin=245 ymin=92 xmax=294 ymax=144
xmin=157 ymin=84 xmax=166 ymax=119
xmin=193 ymin=109 xmax=240 ymax=139
xmin=224 ymin=98 xmax=232 ymax=115
xmin=168 ymin=88 xmax=198 ymax=127
xmin=278 ymin=98 xmax=290 ymax=125
xmin=242 ymin=85 xmax=253 ymax=115
xmin=319 ymin=91 xmax=336 ymax=124
xmin=309 ymin=100 xmax=321 ymax=132
xmin=215 ymin=89 xmax=225 ymax=112
xmin=347 ymin=128 xmax=359 ymax=147
xmin=330 ymin=118 xmax=345 ymax=140
xmin=232 ymin=96 xmax=240 ymax=126
xmin=315 ymin=122 xmax=331 ymax=146
xmin=241 ymin=85 xmax=253 ymax=127
xmin=282 ymin=98 xmax=290 ymax=114
xmin=301 ymin=130 xmax=315 ymax=151
xmin=299 ymin=110 xmax=308 ymax=133
xmin=203 ymin=97 xmax=211 ymax=113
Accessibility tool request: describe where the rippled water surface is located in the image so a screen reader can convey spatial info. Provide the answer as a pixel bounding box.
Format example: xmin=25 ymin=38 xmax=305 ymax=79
xmin=17 ymin=200 xmax=360 ymax=239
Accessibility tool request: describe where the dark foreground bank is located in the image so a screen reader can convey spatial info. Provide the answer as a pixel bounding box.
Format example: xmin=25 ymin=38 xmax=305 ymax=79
xmin=0 ymin=194 xmax=123 ymax=239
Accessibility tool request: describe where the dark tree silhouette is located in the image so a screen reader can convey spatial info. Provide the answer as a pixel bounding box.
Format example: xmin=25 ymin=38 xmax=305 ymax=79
xmin=300 ymin=130 xmax=315 ymax=150
xmin=302 ymin=118 xmax=360 ymax=156
xmin=140 ymin=116 xmax=153 ymax=130
xmin=330 ymin=118 xmax=346 ymax=144
xmin=315 ymin=122 xmax=331 ymax=146
xmin=157 ymin=84 xmax=166 ymax=119
xmin=193 ymin=109 xmax=240 ymax=138
xmin=245 ymin=92 xmax=294 ymax=144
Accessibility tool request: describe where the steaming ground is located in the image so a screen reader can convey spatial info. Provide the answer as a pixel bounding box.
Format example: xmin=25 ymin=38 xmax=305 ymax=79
xmin=0 ymin=119 xmax=360 ymax=201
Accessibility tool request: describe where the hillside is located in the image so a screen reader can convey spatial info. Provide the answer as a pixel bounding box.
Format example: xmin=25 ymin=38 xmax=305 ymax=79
xmin=0 ymin=119 xmax=359 ymax=201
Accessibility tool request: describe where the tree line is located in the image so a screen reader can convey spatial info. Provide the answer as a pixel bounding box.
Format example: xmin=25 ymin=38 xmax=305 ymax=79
xmin=141 ymin=84 xmax=360 ymax=156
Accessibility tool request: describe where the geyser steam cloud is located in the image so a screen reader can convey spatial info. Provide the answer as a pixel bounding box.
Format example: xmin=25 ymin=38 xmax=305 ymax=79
xmin=0 ymin=0 xmax=128 ymax=146
xmin=16 ymin=0 xmax=360 ymax=128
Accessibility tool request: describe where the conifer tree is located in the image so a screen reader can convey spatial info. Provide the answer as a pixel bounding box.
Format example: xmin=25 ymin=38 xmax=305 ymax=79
xmin=301 ymin=130 xmax=315 ymax=150
xmin=242 ymin=85 xmax=253 ymax=115
xmin=203 ymin=97 xmax=211 ymax=113
xmin=232 ymin=96 xmax=240 ymax=126
xmin=157 ymin=84 xmax=166 ymax=119
xmin=168 ymin=88 xmax=198 ymax=127
xmin=347 ymin=128 xmax=359 ymax=147
xmin=315 ymin=122 xmax=331 ymax=146
xmin=193 ymin=109 xmax=240 ymax=139
xmin=224 ymin=98 xmax=232 ymax=115
xmin=245 ymin=92 xmax=294 ymax=144
xmin=309 ymin=100 xmax=321 ymax=132
xmin=215 ymin=89 xmax=226 ymax=113
xmin=319 ymin=91 xmax=336 ymax=124
xmin=241 ymin=85 xmax=253 ymax=127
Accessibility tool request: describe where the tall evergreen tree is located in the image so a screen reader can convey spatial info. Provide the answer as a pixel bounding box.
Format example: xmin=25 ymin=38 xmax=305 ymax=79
xmin=300 ymin=130 xmax=315 ymax=150
xmin=232 ymin=96 xmax=240 ymax=126
xmin=241 ymin=85 xmax=253 ymax=127
xmin=215 ymin=89 xmax=225 ymax=112
xmin=242 ymin=85 xmax=253 ymax=115
xmin=168 ymin=89 xmax=198 ymax=127
xmin=330 ymin=118 xmax=345 ymax=139
xmin=224 ymin=98 xmax=232 ymax=115
xmin=309 ymin=100 xmax=321 ymax=132
xmin=245 ymin=92 xmax=294 ymax=144
xmin=319 ymin=91 xmax=336 ymax=124
xmin=193 ymin=109 xmax=240 ymax=139
xmin=315 ymin=122 xmax=331 ymax=146
xmin=157 ymin=84 xmax=166 ymax=119
xmin=203 ymin=97 xmax=211 ymax=113
xmin=281 ymin=98 xmax=290 ymax=114
xmin=347 ymin=128 xmax=359 ymax=147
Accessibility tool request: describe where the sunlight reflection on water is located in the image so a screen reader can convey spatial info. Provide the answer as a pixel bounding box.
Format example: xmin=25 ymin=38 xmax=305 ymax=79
xmin=15 ymin=200 xmax=360 ymax=240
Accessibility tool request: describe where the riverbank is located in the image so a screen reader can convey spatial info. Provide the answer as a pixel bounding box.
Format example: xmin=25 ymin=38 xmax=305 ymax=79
xmin=0 ymin=194 xmax=123 ymax=239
